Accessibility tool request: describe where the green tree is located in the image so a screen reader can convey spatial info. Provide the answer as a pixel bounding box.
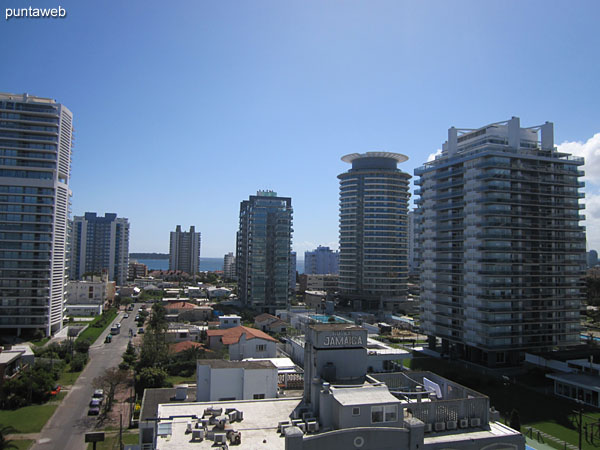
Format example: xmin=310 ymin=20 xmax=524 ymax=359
xmin=94 ymin=368 xmax=130 ymax=414
xmin=136 ymin=367 xmax=168 ymax=394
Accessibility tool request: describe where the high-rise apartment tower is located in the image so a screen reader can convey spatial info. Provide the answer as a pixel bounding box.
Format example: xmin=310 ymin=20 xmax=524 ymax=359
xmin=0 ymin=93 xmax=73 ymax=336
xmin=338 ymin=152 xmax=411 ymax=311
xmin=169 ymin=225 xmax=201 ymax=275
xmin=236 ymin=190 xmax=293 ymax=313
xmin=70 ymin=212 xmax=130 ymax=285
xmin=304 ymin=246 xmax=339 ymax=275
xmin=415 ymin=117 xmax=585 ymax=367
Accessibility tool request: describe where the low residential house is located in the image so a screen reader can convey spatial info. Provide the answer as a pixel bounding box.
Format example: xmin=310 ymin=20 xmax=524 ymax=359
xmin=219 ymin=315 xmax=241 ymax=329
xmin=254 ymin=313 xmax=279 ymax=330
xmin=196 ymin=359 xmax=278 ymax=401
xmin=166 ymin=324 xmax=204 ymax=343
xmin=206 ymin=326 xmax=278 ymax=360
xmin=0 ymin=345 xmax=34 ymax=383
xmin=255 ymin=314 xmax=288 ymax=334
xmin=169 ymin=341 xmax=206 ymax=354
xmin=164 ymin=301 xmax=212 ymax=322
xmin=186 ymin=286 xmax=206 ymax=299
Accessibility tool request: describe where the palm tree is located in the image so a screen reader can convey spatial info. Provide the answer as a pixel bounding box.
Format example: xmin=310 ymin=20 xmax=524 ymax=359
xmin=0 ymin=424 xmax=18 ymax=450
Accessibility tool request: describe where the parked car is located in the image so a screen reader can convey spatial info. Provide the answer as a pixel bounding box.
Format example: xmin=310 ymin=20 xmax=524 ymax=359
xmin=104 ymin=335 xmax=112 ymax=343
xmin=124 ymin=313 xmax=129 ymax=319
xmin=138 ymin=327 xmax=144 ymax=334
xmin=93 ymin=389 xmax=104 ymax=398
xmin=89 ymin=398 xmax=102 ymax=407
xmin=135 ymin=315 xmax=140 ymax=321
xmin=88 ymin=407 xmax=100 ymax=416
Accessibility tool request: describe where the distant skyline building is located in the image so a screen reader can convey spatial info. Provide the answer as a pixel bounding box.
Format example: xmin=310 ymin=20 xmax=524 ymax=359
xmin=338 ymin=152 xmax=411 ymax=311
xmin=0 ymin=93 xmax=73 ymax=336
xmin=169 ymin=225 xmax=201 ymax=275
xmin=415 ymin=117 xmax=586 ymax=367
xmin=70 ymin=212 xmax=130 ymax=285
xmin=128 ymin=260 xmax=148 ymax=280
xmin=223 ymin=252 xmax=236 ymax=279
xmin=587 ymin=250 xmax=598 ymax=268
xmin=290 ymin=251 xmax=297 ymax=293
xmin=236 ymin=190 xmax=293 ymax=313
xmin=304 ymin=245 xmax=339 ymax=275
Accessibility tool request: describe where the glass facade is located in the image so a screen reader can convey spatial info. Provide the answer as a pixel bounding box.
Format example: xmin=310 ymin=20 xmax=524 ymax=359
xmin=236 ymin=191 xmax=293 ymax=313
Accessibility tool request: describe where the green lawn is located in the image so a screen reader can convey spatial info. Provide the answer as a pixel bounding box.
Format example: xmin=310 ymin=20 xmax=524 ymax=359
xmin=30 ymin=337 xmax=50 ymax=347
xmin=57 ymin=363 xmax=83 ymax=387
xmin=86 ymin=431 xmax=138 ymax=449
xmin=10 ymin=439 xmax=34 ymax=450
xmin=76 ymin=309 xmax=118 ymax=344
xmin=166 ymin=374 xmax=196 ymax=386
xmin=0 ymin=404 xmax=58 ymax=433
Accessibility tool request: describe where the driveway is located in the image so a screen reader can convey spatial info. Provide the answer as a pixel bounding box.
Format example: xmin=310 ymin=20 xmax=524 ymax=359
xmin=31 ymin=304 xmax=141 ymax=450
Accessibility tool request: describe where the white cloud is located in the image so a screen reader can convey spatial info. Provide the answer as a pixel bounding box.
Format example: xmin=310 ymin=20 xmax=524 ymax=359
xmin=583 ymin=192 xmax=600 ymax=252
xmin=427 ymin=148 xmax=442 ymax=162
xmin=557 ymin=133 xmax=600 ymax=184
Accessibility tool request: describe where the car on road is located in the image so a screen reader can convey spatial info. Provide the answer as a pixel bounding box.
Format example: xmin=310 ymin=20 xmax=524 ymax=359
xmin=124 ymin=313 xmax=129 ymax=318
xmin=88 ymin=407 xmax=100 ymax=416
xmin=93 ymin=389 xmax=104 ymax=398
xmin=89 ymin=398 xmax=102 ymax=407
xmin=138 ymin=327 xmax=144 ymax=334
xmin=135 ymin=315 xmax=140 ymax=321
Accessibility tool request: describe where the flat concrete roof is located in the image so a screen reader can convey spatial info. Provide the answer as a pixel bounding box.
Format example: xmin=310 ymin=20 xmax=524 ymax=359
xmin=332 ymin=385 xmax=398 ymax=406
xmin=547 ymin=372 xmax=600 ymax=391
xmin=197 ymin=359 xmax=276 ymax=370
xmin=155 ymin=397 xmax=301 ymax=449
xmin=424 ymin=421 xmax=522 ymax=444
xmin=310 ymin=323 xmax=364 ymax=332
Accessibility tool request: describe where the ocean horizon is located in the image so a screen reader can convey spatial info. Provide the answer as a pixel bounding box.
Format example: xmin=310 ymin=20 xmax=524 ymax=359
xmin=134 ymin=257 xmax=305 ymax=273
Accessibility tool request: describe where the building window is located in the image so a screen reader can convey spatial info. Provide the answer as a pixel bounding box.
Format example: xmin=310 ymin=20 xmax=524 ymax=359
xmin=253 ymin=394 xmax=265 ymax=399
xmin=256 ymin=344 xmax=266 ymax=352
xmin=371 ymin=405 xmax=397 ymax=423
xmin=352 ymin=407 xmax=360 ymax=416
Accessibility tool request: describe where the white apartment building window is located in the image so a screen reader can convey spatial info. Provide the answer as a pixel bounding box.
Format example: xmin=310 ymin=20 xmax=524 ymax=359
xmin=256 ymin=344 xmax=266 ymax=352
xmin=371 ymin=405 xmax=397 ymax=424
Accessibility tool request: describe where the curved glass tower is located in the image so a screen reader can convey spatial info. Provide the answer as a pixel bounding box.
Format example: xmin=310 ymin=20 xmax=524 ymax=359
xmin=338 ymin=152 xmax=411 ymax=311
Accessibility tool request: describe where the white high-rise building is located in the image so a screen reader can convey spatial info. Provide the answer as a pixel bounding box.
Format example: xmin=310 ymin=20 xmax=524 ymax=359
xmin=169 ymin=225 xmax=201 ymax=275
xmin=0 ymin=93 xmax=73 ymax=336
xmin=338 ymin=152 xmax=411 ymax=311
xmin=69 ymin=213 xmax=130 ymax=285
xmin=415 ymin=117 xmax=586 ymax=367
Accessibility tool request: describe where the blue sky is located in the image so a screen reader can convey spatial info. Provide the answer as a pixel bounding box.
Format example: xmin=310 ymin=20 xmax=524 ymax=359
xmin=2 ymin=1 xmax=600 ymax=256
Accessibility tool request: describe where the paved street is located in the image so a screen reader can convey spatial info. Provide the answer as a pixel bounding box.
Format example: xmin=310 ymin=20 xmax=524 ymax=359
xmin=31 ymin=306 xmax=140 ymax=450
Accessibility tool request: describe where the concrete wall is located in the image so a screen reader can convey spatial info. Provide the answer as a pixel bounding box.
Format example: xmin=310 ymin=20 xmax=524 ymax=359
xmin=333 ymin=401 xmax=401 ymax=430
xmin=315 ymin=348 xmax=366 ymax=381
xmin=242 ymin=367 xmax=278 ymax=399
xmin=196 ymin=364 xmax=278 ymax=401
xmin=285 ymin=427 xmax=414 ymax=450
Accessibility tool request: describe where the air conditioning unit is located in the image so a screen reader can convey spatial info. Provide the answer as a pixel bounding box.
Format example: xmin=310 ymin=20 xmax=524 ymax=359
xmin=470 ymin=418 xmax=481 ymax=427
xmin=228 ymin=431 xmax=241 ymax=445
xmin=306 ymin=421 xmax=319 ymax=433
xmin=214 ymin=433 xmax=227 ymax=444
xmin=447 ymin=420 xmax=457 ymax=430
xmin=459 ymin=419 xmax=469 ymax=428
xmin=191 ymin=429 xmax=204 ymax=442
xmin=297 ymin=423 xmax=307 ymax=433
xmin=434 ymin=422 xmax=445 ymax=431
xmin=424 ymin=423 xmax=433 ymax=433
xmin=277 ymin=421 xmax=290 ymax=433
